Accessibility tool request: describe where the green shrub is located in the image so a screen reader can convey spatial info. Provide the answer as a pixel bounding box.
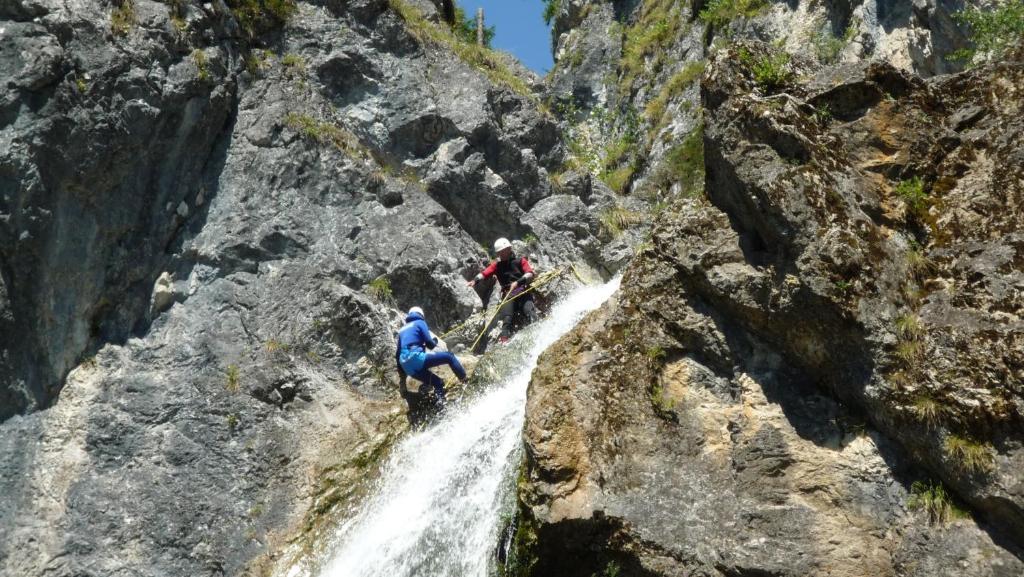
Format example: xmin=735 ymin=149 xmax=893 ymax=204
xmin=813 ymin=20 xmax=858 ymax=64
xmin=647 ymin=124 xmax=705 ymax=199
xmin=944 ymin=434 xmax=995 ymax=474
xmin=226 ymin=365 xmax=241 ymax=392
xmin=227 ymin=0 xmax=298 ymax=38
xmin=813 ymin=103 xmax=832 ymax=123
xmin=699 ymin=0 xmax=768 ymax=28
xmin=227 ymin=413 xmax=240 ymax=430
xmin=603 ymin=136 xmax=633 ymax=168
xmin=542 ymin=0 xmax=561 ymax=25
xmin=111 ymin=0 xmax=137 ymax=36
xmin=739 ymin=47 xmax=793 ymax=91
xmin=908 ymin=480 xmax=968 ymax=524
xmin=646 ymin=345 xmax=667 ymax=364
xmin=367 ymin=276 xmax=394 ymax=303
xmin=896 ymin=177 xmax=930 ymax=221
xmin=950 ymin=1 xmax=1024 ymax=64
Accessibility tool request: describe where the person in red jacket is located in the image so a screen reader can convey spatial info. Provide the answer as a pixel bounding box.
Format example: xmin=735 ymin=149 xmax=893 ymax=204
xmin=467 ymin=237 xmax=540 ymax=345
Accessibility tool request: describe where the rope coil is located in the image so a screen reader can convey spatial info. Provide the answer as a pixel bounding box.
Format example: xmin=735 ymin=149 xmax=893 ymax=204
xmin=439 ymin=267 xmax=569 ymax=348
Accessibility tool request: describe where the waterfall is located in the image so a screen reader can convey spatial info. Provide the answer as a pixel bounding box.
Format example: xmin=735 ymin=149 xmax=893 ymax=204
xmin=291 ymin=278 xmax=620 ymax=577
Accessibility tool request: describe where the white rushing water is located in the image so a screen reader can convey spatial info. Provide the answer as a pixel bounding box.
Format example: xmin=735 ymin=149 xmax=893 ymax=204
xmin=304 ymin=277 xmax=620 ymax=577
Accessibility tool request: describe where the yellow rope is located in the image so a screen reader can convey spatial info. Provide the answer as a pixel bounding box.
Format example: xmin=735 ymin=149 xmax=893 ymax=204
xmin=445 ymin=267 xmax=567 ymax=352
xmin=439 ymin=267 xmax=565 ymax=339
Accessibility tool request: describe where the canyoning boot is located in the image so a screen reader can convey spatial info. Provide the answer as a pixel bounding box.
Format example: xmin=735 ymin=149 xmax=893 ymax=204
xmin=497 ymin=335 xmax=510 ymax=345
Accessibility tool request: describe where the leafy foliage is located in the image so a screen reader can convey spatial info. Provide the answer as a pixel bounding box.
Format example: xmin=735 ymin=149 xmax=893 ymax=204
xmin=950 ymin=1 xmax=1024 ymax=64
xmin=699 ymin=0 xmax=768 ymax=28
xmin=619 ymin=0 xmax=688 ymax=94
xmin=738 ymin=46 xmax=793 ymax=91
xmin=896 ymin=177 xmax=930 ymax=221
xmin=646 ymin=123 xmax=705 ymax=199
xmin=367 ymin=276 xmax=394 ymax=303
xmin=813 ymin=20 xmax=858 ymax=64
xmin=542 ymin=0 xmax=561 ymax=25
xmin=452 ymin=5 xmax=495 ymax=47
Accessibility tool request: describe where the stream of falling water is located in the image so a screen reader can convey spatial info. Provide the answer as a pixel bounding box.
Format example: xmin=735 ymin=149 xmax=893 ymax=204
xmin=293 ymin=277 xmax=620 ymax=577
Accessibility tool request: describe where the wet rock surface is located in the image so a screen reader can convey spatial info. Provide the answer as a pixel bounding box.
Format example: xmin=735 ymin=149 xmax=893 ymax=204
xmin=0 ymin=0 xmax=618 ymax=575
xmin=519 ymin=24 xmax=1024 ymax=577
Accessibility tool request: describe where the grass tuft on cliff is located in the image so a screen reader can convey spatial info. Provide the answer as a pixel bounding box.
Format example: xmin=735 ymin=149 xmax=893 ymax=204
xmin=644 ymin=61 xmax=705 ymax=124
xmin=387 ymin=0 xmax=532 ymax=98
xmin=908 ymin=480 xmax=969 ymax=525
xmin=619 ymin=0 xmax=688 ymax=96
xmin=699 ymin=0 xmax=768 ymax=29
xmin=645 ymin=123 xmax=705 ymax=199
xmin=944 ymin=434 xmax=995 ymax=474
xmin=110 ymin=0 xmax=137 ymax=36
xmin=367 ymin=276 xmax=394 ymax=304
xmin=283 ymin=112 xmax=371 ymax=161
xmin=738 ymin=46 xmax=793 ymax=91
xmin=227 ymin=0 xmax=297 ymax=38
xmin=542 ymin=0 xmax=561 ymax=25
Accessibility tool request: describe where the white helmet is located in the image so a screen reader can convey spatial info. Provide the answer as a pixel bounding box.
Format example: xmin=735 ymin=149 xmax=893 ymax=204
xmin=493 ymin=237 xmax=512 ymax=252
xmin=408 ymin=306 xmax=424 ymax=317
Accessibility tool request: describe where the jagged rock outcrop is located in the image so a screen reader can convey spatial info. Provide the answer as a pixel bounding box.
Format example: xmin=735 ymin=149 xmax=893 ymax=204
xmin=542 ymin=0 xmax=981 ymax=210
xmin=0 ymin=0 xmax=622 ymax=575
xmin=518 ymin=35 xmax=1023 ymax=577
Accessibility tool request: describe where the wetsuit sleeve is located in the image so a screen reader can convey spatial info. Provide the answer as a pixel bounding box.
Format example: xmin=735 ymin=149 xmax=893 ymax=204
xmin=520 ymin=257 xmax=535 ymax=284
xmin=417 ymin=320 xmax=436 ymax=350
xmin=477 ymin=260 xmax=498 ymax=281
xmin=395 ymin=337 xmax=404 ymax=375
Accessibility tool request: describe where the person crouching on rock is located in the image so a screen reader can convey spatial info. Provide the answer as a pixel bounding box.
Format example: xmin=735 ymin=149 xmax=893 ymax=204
xmin=395 ymin=306 xmax=467 ymax=405
xmin=467 ymin=237 xmax=540 ymax=346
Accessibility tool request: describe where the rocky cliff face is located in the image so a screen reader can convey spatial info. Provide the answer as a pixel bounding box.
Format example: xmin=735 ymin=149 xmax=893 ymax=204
xmin=518 ymin=1 xmax=1024 ymax=576
xmin=0 ymin=0 xmax=621 ymax=575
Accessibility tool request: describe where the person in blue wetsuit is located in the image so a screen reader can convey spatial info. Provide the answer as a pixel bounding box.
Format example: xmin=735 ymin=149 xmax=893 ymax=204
xmin=395 ymin=306 xmax=467 ymax=404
